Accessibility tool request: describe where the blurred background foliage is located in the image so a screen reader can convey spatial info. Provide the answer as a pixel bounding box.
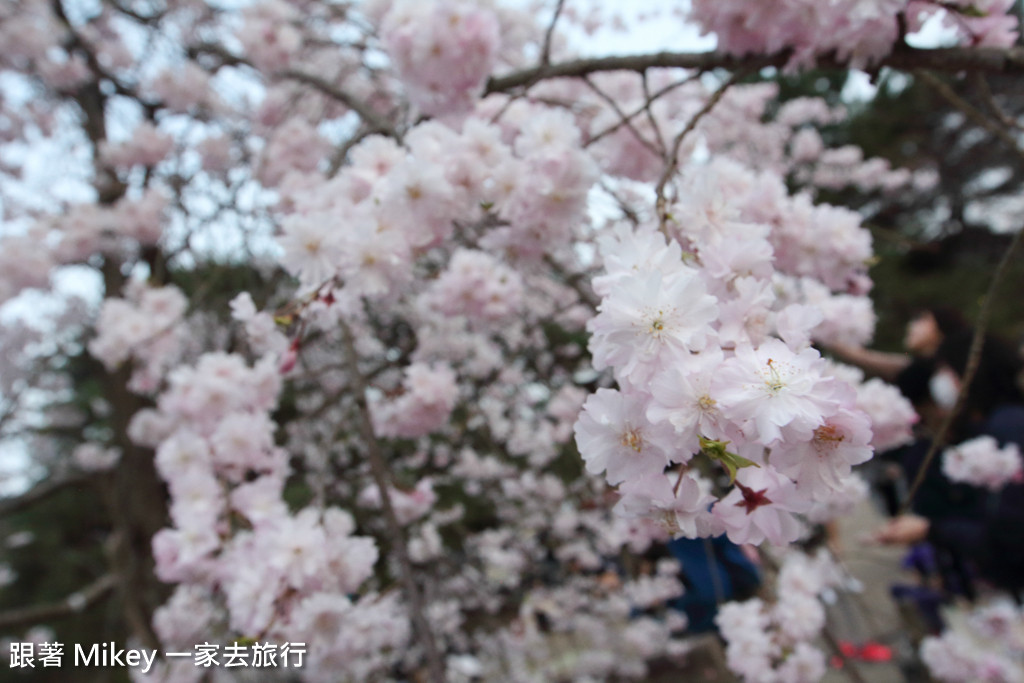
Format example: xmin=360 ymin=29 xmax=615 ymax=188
xmin=767 ymin=60 xmax=1024 ymax=353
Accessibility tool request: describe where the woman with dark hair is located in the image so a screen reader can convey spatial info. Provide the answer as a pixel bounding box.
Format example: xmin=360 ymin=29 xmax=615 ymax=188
xmin=828 ymin=306 xmax=969 ymax=391
xmin=829 ymin=307 xmax=970 ymax=518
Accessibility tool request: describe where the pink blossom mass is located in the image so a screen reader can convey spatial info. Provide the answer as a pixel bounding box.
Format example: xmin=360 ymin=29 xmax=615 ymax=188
xmin=0 ymin=0 xmax=1019 ymax=681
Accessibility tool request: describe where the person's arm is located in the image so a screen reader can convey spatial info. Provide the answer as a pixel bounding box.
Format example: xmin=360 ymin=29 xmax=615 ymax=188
xmin=827 ymin=342 xmax=911 ymax=382
xmin=874 ymin=514 xmax=930 ymax=545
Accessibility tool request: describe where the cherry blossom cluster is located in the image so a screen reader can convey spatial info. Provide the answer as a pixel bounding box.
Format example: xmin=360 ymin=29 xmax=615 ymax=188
xmin=379 ymin=1 xmax=500 ymax=116
xmin=407 ymin=465 xmax=694 ymax=679
xmin=543 ymin=73 xmax=925 ymax=198
xmin=370 ymin=363 xmax=460 ymax=439
xmin=942 ymin=435 xmax=1023 ymax=491
xmin=71 ymin=442 xmax=121 ymax=472
xmin=805 ymin=473 xmax=871 ymax=524
xmin=702 ymin=86 xmax=929 ymax=198
xmin=825 ymin=361 xmax=917 ymax=453
xmin=45 ymin=189 xmax=170 ymax=263
xmin=0 ymin=231 xmax=53 ymax=306
xmin=219 ymin=197 xmax=690 ymax=681
xmin=921 ymin=600 xmax=1024 ymax=682
xmin=0 ymin=0 xmax=989 ymax=680
xmin=0 ymin=185 xmax=168 ymax=306
xmin=574 ymin=155 xmax=916 ymax=545
xmin=88 ymin=281 xmax=188 ymax=394
xmin=100 ymin=123 xmax=175 ymax=171
xmin=463 ymin=572 xmax=689 ymax=681
xmin=275 ymin=110 xmax=596 ymax=299
xmin=235 ymin=1 xmax=305 ymax=73
xmin=852 ymin=382 xmax=917 ymax=452
xmin=716 ymin=550 xmax=843 ymax=683
xmin=126 ymin=351 xmax=407 ymax=682
xmin=422 ymin=248 xmax=525 ymax=324
xmin=691 ymin=0 xmax=1018 ymax=70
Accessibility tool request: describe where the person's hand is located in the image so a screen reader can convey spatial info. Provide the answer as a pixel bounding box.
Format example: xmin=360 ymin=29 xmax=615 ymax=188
xmin=874 ymin=514 xmax=930 ymax=545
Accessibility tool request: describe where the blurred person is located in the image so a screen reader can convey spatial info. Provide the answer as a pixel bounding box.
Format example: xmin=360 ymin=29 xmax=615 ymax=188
xmin=666 ymin=535 xmax=761 ymax=633
xmin=875 ymin=329 xmax=1024 ymax=600
xmin=829 ymin=306 xmax=969 ymax=389
xmin=830 ymin=307 xmax=969 ymax=517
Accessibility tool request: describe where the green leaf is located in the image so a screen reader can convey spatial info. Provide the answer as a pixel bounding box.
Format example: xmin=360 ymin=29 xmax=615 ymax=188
xmin=699 ymin=436 xmax=759 ymax=484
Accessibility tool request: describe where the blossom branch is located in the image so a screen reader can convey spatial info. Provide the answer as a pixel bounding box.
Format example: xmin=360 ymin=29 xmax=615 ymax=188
xmin=328 ymin=125 xmax=376 ymax=176
xmin=640 ymin=71 xmax=669 ymax=154
xmin=186 ymin=42 xmax=401 ymax=141
xmin=897 ymin=69 xmax=1024 ymax=514
xmin=656 ymin=69 xmax=747 ymax=231
xmin=485 ymin=45 xmax=1024 ymax=95
xmin=759 ymin=551 xmax=868 ymax=683
xmin=280 ymin=69 xmax=401 ymax=141
xmin=581 ymin=76 xmax=664 ymax=158
xmin=339 ymin=322 xmax=445 ymax=683
xmin=585 ymin=74 xmax=697 ymax=148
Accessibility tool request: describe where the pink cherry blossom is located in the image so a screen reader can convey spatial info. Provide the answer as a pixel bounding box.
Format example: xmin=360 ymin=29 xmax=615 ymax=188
xmin=574 ymin=388 xmax=682 ymax=486
xmin=712 ymin=465 xmax=811 ymax=545
xmin=588 ymin=267 xmax=718 ymax=384
xmin=713 ymin=339 xmax=839 ymax=445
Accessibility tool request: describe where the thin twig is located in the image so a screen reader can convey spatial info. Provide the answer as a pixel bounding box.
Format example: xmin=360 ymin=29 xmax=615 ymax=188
xmin=586 ymin=74 xmax=698 ymax=148
xmin=0 ymin=574 xmax=117 ymax=630
xmin=542 ymin=254 xmax=599 ymax=308
xmin=540 ymin=0 xmax=566 ymax=66
xmin=640 ymin=71 xmax=669 ymax=155
xmin=581 ymin=76 xmax=663 ymax=159
xmin=900 ymin=223 xmax=1024 ymax=514
xmin=915 ymin=70 xmax=1024 ymax=163
xmin=189 ymin=42 xmax=400 ymax=140
xmin=597 ymin=180 xmax=642 ymax=225
xmin=672 ymin=465 xmax=689 ymax=496
xmin=972 ymin=72 xmax=1024 ymax=132
xmin=280 ymin=69 xmax=401 ymax=141
xmin=655 ymin=70 xmax=747 ymax=232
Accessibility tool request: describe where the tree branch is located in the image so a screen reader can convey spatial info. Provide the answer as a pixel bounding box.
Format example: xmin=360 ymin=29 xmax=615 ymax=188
xmin=540 ymin=0 xmax=566 ymax=66
xmin=972 ymin=73 xmax=1024 ymax=132
xmin=485 ymin=45 xmax=1024 ymax=95
xmin=328 ymin=125 xmax=376 ymax=177
xmin=279 ymin=69 xmax=401 ymax=141
xmin=339 ymin=323 xmax=445 ymax=683
xmin=656 ymin=69 xmax=747 ymax=231
xmin=187 ymin=43 xmax=400 ymax=141
xmin=585 ymin=74 xmax=697 ymax=148
xmin=0 ymin=574 xmax=117 ymax=631
xmin=0 ymin=473 xmax=93 ymax=518
xmin=581 ymin=76 xmax=663 ymax=158
xmin=915 ymin=70 xmax=1024 ymax=164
